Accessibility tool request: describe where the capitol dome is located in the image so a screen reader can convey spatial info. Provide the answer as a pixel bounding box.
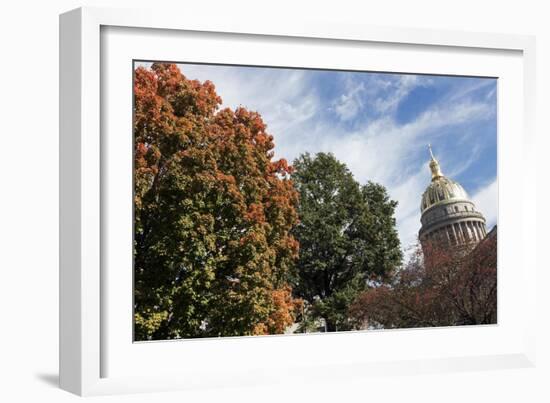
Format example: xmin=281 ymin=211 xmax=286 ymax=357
xmin=418 ymin=145 xmax=487 ymax=250
xmin=420 ymin=175 xmax=469 ymax=213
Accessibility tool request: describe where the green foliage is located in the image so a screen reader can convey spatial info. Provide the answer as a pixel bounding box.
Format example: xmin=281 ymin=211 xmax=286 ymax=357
xmin=291 ymin=152 xmax=402 ymax=331
xmin=133 ymin=63 xmax=300 ymax=340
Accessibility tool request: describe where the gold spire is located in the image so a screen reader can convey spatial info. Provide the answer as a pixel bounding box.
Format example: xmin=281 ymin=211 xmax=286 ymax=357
xmin=428 ymin=144 xmax=443 ymax=180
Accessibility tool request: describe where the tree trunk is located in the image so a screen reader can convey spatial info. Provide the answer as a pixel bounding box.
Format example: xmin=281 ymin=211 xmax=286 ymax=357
xmin=325 ymin=319 xmax=336 ymax=332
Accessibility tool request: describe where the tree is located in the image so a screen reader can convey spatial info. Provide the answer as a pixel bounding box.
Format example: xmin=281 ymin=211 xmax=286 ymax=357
xmin=350 ymin=232 xmax=497 ymax=329
xmin=291 ymin=152 xmax=402 ymax=331
xmin=133 ymin=63 xmax=301 ymax=340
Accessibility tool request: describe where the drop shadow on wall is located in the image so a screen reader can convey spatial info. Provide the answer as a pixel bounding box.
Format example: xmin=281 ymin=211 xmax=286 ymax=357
xmin=35 ymin=373 xmax=59 ymax=388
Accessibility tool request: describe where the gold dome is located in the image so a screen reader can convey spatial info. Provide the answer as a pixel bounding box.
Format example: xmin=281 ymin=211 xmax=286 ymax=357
xmin=420 ymin=145 xmax=469 ymax=213
xmin=421 ymin=176 xmax=469 ymax=213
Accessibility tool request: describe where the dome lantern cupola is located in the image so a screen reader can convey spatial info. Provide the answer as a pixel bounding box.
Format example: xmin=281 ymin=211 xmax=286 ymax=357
xmin=428 ymin=143 xmax=443 ymax=180
xmin=420 ymin=146 xmax=469 ymax=214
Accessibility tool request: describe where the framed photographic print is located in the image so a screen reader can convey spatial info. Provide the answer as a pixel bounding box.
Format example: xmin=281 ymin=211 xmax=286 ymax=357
xmin=60 ymin=6 xmax=537 ymax=396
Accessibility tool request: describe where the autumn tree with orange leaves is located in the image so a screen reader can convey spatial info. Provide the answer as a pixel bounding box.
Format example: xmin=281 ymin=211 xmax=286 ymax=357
xmin=133 ymin=63 xmax=301 ymax=340
xmin=350 ymin=233 xmax=497 ymax=329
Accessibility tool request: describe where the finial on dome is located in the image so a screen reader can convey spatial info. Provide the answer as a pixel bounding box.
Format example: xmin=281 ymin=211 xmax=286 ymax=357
xmin=428 ymin=144 xmax=443 ymax=180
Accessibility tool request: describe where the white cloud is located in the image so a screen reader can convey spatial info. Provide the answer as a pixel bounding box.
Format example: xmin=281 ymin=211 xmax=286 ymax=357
xmin=472 ymin=179 xmax=498 ymax=229
xmin=150 ymin=63 xmax=496 ymax=260
xmin=331 ymin=74 xmax=429 ymax=122
xmin=447 ymin=78 xmax=495 ymax=103
xmin=333 ymin=91 xmax=362 ymax=121
xmin=371 ymin=74 xmax=424 ymax=114
xmin=332 ymin=80 xmax=365 ymax=121
xmin=316 ymin=99 xmax=494 ymax=253
xmin=176 ymin=64 xmax=321 ymax=164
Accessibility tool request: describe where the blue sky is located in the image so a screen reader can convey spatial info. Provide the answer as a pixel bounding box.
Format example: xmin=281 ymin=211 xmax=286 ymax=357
xmin=137 ymin=62 xmax=497 ymax=256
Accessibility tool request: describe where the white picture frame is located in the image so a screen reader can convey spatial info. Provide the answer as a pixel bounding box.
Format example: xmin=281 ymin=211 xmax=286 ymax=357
xmin=59 ymin=6 xmax=537 ymax=396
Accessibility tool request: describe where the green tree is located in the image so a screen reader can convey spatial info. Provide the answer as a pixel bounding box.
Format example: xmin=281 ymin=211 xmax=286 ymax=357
xmin=291 ymin=152 xmax=402 ymax=331
xmin=133 ymin=63 xmax=301 ymax=340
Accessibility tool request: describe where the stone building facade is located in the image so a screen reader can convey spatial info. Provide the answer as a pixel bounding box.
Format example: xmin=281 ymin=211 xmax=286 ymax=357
xmin=419 ymin=146 xmax=487 ymax=250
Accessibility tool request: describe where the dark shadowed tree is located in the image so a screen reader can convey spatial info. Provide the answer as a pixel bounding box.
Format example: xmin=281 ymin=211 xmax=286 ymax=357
xmin=291 ymin=152 xmax=402 ymax=331
xmin=350 ymin=233 xmax=497 ymax=329
xmin=133 ymin=63 xmax=301 ymax=340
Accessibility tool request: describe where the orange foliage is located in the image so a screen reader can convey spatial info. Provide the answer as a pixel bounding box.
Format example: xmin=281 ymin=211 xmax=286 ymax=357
xmin=133 ymin=63 xmax=302 ymax=339
xmin=254 ymin=286 xmax=304 ymax=335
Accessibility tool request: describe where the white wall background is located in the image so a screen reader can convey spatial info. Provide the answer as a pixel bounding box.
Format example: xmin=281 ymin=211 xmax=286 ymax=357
xmin=0 ymin=1 xmax=548 ymax=402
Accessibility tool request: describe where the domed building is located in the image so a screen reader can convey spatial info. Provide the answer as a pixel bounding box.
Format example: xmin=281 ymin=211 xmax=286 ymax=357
xmin=419 ymin=145 xmax=487 ymax=250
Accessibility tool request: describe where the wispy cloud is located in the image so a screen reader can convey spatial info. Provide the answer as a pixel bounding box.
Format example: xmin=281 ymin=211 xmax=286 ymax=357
xmin=332 ymin=82 xmax=365 ymax=121
xmin=163 ymin=62 xmax=497 ymax=257
xmin=334 ymin=99 xmax=494 ymax=251
xmin=371 ymin=74 xmax=427 ymax=114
